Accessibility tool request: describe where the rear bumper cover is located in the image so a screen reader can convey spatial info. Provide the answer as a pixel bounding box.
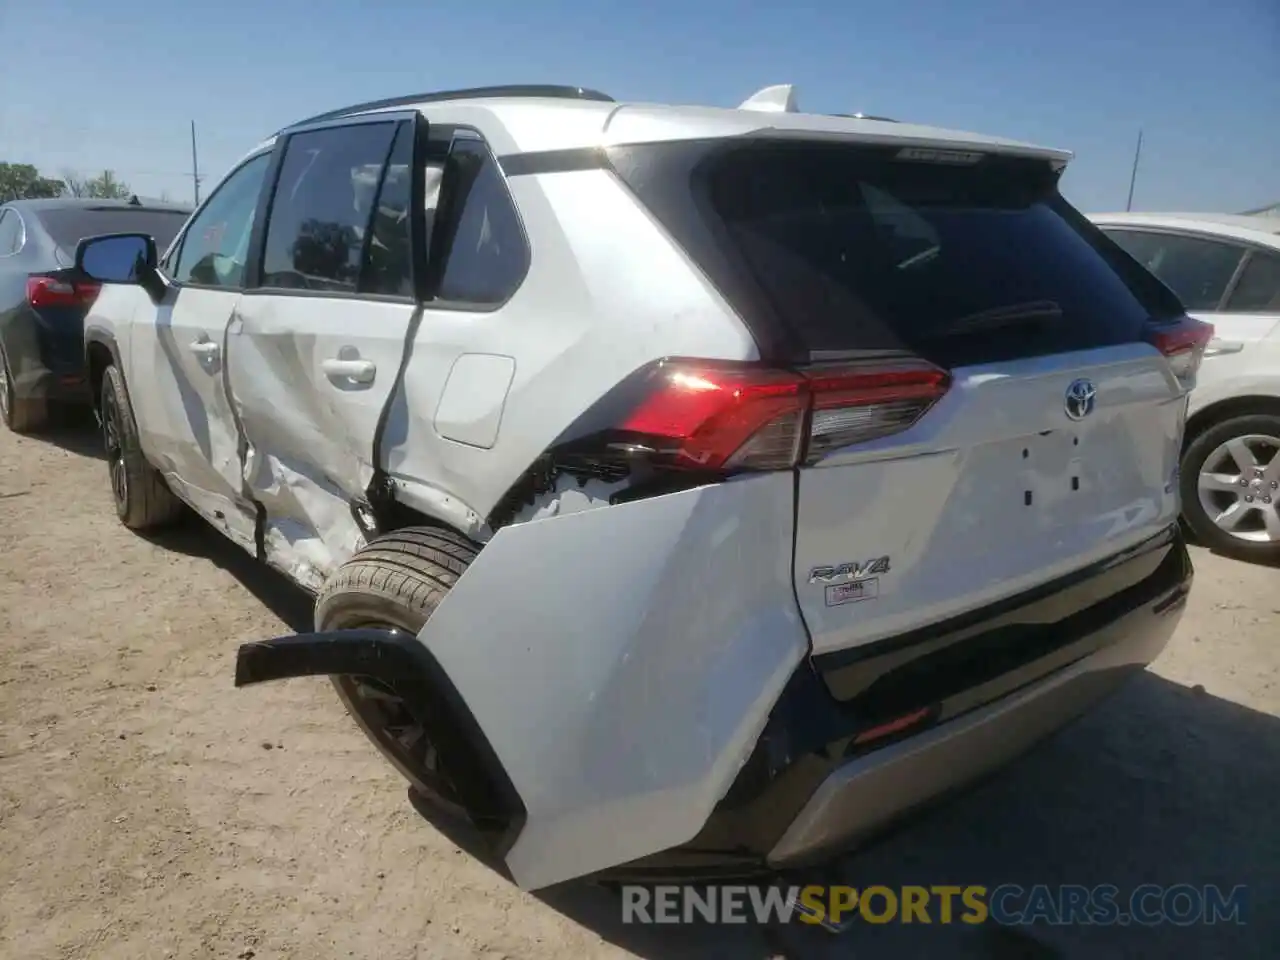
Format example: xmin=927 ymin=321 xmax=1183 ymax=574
xmin=3 ymin=311 xmax=89 ymax=403
xmin=605 ymin=522 xmax=1191 ymax=880
xmin=768 ymin=577 xmax=1183 ymax=866
xmin=234 ymin=511 xmax=1190 ymax=889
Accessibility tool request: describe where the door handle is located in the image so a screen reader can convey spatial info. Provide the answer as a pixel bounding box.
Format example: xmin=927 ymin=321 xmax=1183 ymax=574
xmin=322 ymin=358 xmax=376 ymax=384
xmin=1204 ymin=339 xmax=1244 ymax=357
xmin=188 ymin=339 xmax=220 ymax=358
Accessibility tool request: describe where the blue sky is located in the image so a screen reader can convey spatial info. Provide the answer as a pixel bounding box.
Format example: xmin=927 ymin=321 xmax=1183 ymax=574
xmin=2 ymin=0 xmax=1276 ymax=213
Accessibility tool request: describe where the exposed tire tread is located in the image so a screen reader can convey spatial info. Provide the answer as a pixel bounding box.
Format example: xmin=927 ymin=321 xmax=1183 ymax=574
xmin=315 ymin=526 xmax=480 ymax=629
xmin=102 ymin=365 xmax=184 ymax=530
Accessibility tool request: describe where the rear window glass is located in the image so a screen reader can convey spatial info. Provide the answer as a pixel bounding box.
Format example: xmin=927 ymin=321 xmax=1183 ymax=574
xmin=652 ymin=142 xmax=1182 ymax=366
xmin=39 ymin=208 xmax=190 ymax=254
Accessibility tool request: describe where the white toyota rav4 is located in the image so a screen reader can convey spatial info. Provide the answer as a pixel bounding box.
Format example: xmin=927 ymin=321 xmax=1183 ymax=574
xmin=75 ymin=83 xmax=1204 ymax=891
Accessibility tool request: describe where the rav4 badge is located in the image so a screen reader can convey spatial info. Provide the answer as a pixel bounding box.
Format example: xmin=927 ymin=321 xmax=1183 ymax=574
xmin=808 ymin=556 xmax=891 ymax=584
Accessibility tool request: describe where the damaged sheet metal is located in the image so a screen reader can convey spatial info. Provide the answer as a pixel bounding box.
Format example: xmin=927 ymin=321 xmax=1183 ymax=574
xmin=411 ymin=471 xmax=807 ymax=890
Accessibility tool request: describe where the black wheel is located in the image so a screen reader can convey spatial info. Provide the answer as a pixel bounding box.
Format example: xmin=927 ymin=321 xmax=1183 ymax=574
xmin=315 ymin=526 xmax=480 ymax=815
xmin=1180 ymin=412 xmax=1280 ymax=563
xmin=0 ymin=344 xmax=48 ymax=434
xmin=99 ymin=364 xmax=184 ymax=530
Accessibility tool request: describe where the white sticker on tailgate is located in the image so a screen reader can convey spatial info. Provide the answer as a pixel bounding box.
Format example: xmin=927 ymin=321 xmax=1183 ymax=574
xmin=826 ymin=577 xmax=879 ymax=607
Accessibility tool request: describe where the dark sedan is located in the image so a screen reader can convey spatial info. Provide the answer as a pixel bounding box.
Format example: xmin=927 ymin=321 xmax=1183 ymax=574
xmin=0 ymin=197 xmax=190 ymax=432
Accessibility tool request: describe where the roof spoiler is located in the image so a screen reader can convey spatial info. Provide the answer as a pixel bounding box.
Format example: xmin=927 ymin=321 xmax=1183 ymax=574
xmin=737 ymin=84 xmax=799 ymax=113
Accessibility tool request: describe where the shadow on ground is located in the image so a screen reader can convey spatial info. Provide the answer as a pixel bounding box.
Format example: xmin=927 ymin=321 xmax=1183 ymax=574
xmin=38 ymin=408 xmax=106 ymax=461
xmin=410 ymin=673 xmax=1279 ymax=960
xmin=142 ymin=514 xmax=315 ymax=632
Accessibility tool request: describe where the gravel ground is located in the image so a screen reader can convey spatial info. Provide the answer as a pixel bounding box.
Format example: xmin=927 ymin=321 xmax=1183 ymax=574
xmin=1 ymin=420 xmax=1276 ymax=960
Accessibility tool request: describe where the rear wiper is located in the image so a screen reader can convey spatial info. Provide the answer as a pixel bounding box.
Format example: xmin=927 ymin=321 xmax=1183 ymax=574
xmin=922 ymin=300 xmax=1063 ymax=339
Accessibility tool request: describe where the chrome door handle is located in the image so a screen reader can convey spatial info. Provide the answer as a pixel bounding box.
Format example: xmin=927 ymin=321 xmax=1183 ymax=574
xmin=322 ymin=358 xmax=376 ymax=384
xmin=188 ymin=339 xmax=220 ymax=358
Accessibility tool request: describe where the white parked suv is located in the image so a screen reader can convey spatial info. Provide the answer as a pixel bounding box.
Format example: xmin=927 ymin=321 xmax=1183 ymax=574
xmin=76 ymin=83 xmax=1203 ymax=891
xmin=1089 ymin=212 xmax=1280 ymax=563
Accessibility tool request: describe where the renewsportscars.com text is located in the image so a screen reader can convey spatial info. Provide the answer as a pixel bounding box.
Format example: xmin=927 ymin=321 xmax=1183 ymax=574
xmin=620 ymin=883 xmax=1248 ymax=928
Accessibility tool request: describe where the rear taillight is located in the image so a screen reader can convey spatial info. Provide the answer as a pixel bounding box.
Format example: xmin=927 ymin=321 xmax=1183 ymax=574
xmin=26 ymin=275 xmax=101 ymax=309
xmin=612 ymin=358 xmax=950 ymax=472
xmin=1145 ymin=316 xmax=1214 ymax=386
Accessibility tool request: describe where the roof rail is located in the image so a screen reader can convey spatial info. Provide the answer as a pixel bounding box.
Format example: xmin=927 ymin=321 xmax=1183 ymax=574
xmin=832 ymin=112 xmax=900 ymax=123
xmin=281 ymin=85 xmax=614 ymax=133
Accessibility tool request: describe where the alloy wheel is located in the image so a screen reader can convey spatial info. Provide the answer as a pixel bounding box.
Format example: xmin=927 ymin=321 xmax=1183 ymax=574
xmin=334 ymin=623 xmax=461 ymax=806
xmin=1196 ymin=433 xmax=1280 ymax=543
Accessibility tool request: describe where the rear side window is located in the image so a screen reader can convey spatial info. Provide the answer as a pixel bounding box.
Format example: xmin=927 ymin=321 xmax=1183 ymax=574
xmin=1104 ymin=229 xmax=1246 ymax=312
xmin=1225 ymin=251 xmax=1280 ymax=313
xmin=704 ymin=143 xmax=1183 ymax=366
xmin=0 ymin=209 xmax=21 ymax=255
xmin=433 ymin=138 xmax=528 ymax=305
xmin=261 ymin=121 xmax=399 ymax=293
xmin=39 ymin=208 xmax=190 ymax=254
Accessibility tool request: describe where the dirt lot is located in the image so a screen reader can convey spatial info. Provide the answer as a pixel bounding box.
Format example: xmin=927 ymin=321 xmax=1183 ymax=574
xmin=1 ymin=421 xmax=1277 ymax=960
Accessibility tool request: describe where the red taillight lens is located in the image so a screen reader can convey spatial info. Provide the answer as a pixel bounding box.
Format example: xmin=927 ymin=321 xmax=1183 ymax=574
xmin=617 ymin=358 xmax=949 ymax=472
xmin=620 ymin=365 xmax=807 ymax=471
xmin=1145 ymin=317 xmax=1214 ymax=386
xmin=26 ymin=275 xmax=101 ymax=309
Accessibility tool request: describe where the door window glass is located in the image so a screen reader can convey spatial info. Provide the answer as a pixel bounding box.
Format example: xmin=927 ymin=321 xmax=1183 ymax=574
xmin=173 ymin=153 xmax=272 ymax=288
xmin=360 ymin=123 xmax=415 ymax=298
xmin=261 ymin=122 xmax=397 ymax=293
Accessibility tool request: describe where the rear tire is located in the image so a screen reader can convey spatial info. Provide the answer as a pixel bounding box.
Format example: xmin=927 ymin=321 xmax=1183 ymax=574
xmin=315 ymin=527 xmax=480 ymax=815
xmin=0 ymin=345 xmax=48 ymax=434
xmin=99 ymin=364 xmax=184 ymax=530
xmin=1180 ymin=412 xmax=1280 ymax=563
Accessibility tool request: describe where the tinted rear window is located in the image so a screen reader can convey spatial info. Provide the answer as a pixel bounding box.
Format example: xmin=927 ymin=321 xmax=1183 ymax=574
xmin=39 ymin=208 xmax=190 ymax=254
xmin=614 ymin=140 xmax=1182 ymax=366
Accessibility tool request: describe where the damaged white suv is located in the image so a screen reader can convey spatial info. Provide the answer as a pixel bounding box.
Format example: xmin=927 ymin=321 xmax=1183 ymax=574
xmin=77 ymin=83 xmax=1206 ymax=891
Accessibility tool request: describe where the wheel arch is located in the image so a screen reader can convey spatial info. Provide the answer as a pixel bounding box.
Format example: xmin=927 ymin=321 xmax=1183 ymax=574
xmin=235 ymin=626 xmax=528 ymax=857
xmin=84 ymin=328 xmax=124 ymax=415
xmin=367 ymin=476 xmax=493 ymax=543
xmin=1185 ymin=394 xmax=1280 ymax=451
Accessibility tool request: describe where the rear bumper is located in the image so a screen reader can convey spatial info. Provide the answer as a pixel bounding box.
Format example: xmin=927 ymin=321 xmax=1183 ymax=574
xmin=767 ymin=582 xmax=1182 ymax=866
xmin=15 ymin=366 xmax=89 ymax=403
xmin=607 ymin=522 xmax=1191 ymax=881
xmin=233 ymin=487 xmax=1190 ymax=890
xmin=3 ymin=310 xmax=89 ymax=403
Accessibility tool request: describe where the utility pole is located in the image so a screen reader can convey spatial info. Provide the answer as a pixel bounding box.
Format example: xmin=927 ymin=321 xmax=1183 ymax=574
xmin=190 ymin=120 xmax=202 ymax=206
xmin=1125 ymin=128 xmax=1143 ymax=212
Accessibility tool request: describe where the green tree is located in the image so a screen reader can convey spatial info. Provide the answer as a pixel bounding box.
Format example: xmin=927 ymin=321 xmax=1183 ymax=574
xmin=0 ymin=163 xmax=65 ymax=202
xmin=64 ymin=170 xmax=132 ymax=199
xmin=82 ymin=170 xmax=132 ymax=200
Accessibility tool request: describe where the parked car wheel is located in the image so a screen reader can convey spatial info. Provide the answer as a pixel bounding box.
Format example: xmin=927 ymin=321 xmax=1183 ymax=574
xmin=1180 ymin=411 xmax=1280 ymax=562
xmin=99 ymin=364 xmax=184 ymax=529
xmin=0 ymin=345 xmax=48 ymax=434
xmin=316 ymin=527 xmax=481 ymax=819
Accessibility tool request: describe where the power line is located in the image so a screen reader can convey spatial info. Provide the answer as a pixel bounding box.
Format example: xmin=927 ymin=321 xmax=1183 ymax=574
xmin=1125 ymin=128 xmax=1143 ymax=212
xmin=51 ymin=166 xmax=198 ymax=179
xmin=191 ymin=120 xmax=202 ymax=206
